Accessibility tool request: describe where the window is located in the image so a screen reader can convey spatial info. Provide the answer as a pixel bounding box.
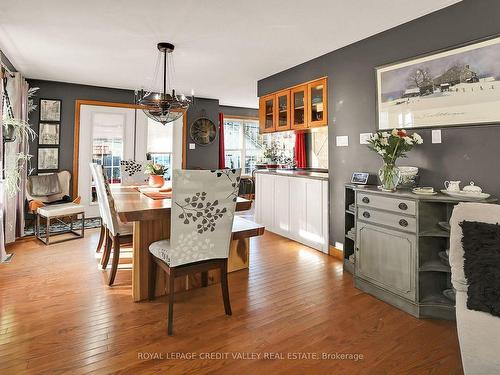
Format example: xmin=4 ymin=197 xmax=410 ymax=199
xmin=224 ymin=118 xmax=264 ymax=174
xmin=147 ymin=118 xmax=172 ymax=180
xmin=91 ymin=113 xmax=125 ymax=184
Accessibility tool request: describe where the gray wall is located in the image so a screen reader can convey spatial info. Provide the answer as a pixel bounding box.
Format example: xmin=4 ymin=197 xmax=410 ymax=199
xmin=258 ymin=0 xmax=500 ymax=246
xmin=220 ymin=105 xmax=258 ymax=118
xmin=185 ymin=97 xmax=220 ymax=169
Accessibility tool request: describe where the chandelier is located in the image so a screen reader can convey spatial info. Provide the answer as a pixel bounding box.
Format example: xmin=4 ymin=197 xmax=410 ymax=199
xmin=135 ymin=42 xmax=192 ymax=125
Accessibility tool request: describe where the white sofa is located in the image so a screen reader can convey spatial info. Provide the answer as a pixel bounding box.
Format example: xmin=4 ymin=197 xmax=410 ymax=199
xmin=449 ymin=202 xmax=500 ymax=375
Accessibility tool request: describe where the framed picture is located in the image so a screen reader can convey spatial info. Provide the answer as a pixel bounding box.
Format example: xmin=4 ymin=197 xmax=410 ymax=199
xmin=40 ymin=99 xmax=61 ymax=122
xmin=38 ymin=148 xmax=59 ymax=170
xmin=38 ymin=123 xmax=60 ymax=145
xmin=376 ymin=34 xmax=500 ymax=129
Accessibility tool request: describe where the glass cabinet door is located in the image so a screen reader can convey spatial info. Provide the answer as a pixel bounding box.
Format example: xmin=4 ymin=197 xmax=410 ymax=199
xmin=291 ymin=84 xmax=308 ymax=130
xmin=275 ymin=90 xmax=290 ymax=131
xmin=259 ymin=94 xmax=276 ymax=133
xmin=308 ymin=78 xmax=328 ymax=127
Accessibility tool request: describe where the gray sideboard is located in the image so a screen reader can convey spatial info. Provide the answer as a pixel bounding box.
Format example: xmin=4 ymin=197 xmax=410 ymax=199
xmin=344 ymin=184 xmax=496 ymax=320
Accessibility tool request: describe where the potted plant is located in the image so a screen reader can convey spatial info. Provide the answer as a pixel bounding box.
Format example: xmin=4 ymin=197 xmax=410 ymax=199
xmin=262 ymin=141 xmax=281 ymax=169
xmin=144 ymin=163 xmax=166 ymax=187
xmin=367 ymin=128 xmax=423 ymax=191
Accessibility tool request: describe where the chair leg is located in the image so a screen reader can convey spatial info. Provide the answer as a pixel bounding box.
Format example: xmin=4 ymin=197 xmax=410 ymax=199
xmin=108 ymin=235 xmax=120 ymax=286
xmin=96 ymin=225 xmax=105 ymax=253
xmin=101 ymin=230 xmax=112 ymax=269
xmin=220 ymin=259 xmax=232 ymax=316
xmin=167 ymin=270 xmax=175 ymax=336
xmin=149 ymin=258 xmax=157 ymax=300
xmin=201 ymin=271 xmax=208 ymax=287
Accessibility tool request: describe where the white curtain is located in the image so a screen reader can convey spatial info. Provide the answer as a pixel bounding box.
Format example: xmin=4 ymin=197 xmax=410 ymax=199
xmin=4 ymin=72 xmax=29 ymax=242
xmin=0 ymin=66 xmax=8 ymax=261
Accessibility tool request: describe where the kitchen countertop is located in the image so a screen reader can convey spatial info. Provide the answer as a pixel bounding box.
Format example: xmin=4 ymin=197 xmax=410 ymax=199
xmin=255 ymin=169 xmax=329 ymax=181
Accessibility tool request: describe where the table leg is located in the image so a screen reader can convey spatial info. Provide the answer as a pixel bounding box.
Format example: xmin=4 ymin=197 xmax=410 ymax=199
xmin=132 ymin=218 xmax=171 ymax=302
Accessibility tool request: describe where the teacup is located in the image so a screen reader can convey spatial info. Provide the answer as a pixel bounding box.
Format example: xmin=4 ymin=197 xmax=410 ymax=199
xmin=444 ymin=180 xmax=461 ymax=192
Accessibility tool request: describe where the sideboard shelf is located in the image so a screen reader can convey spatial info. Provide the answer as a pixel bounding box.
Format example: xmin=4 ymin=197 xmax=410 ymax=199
xmin=344 ymin=184 xmax=496 ymax=320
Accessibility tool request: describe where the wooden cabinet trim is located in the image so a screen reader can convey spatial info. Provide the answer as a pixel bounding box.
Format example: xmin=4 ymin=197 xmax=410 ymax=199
xmin=290 ymin=84 xmax=309 ymax=131
xmin=308 ymin=77 xmax=328 ymax=127
xmin=275 ymin=89 xmax=291 ymax=131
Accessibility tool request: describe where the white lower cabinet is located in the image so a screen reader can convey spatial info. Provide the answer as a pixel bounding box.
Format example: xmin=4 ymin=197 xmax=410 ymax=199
xmin=255 ymin=172 xmax=329 ymax=253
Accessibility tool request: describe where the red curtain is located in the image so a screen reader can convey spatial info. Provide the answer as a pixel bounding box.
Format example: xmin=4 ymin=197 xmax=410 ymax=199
xmin=294 ymin=132 xmax=307 ymax=168
xmin=218 ymin=112 xmax=225 ymax=168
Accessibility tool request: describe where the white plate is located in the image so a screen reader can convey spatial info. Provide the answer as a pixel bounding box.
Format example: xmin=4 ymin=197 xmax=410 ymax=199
xmin=440 ymin=190 xmax=490 ymax=200
xmin=412 ymin=188 xmax=437 ymax=195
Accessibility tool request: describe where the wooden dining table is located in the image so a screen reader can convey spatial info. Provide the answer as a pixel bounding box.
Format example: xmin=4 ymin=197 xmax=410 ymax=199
xmin=111 ymin=185 xmax=257 ymax=302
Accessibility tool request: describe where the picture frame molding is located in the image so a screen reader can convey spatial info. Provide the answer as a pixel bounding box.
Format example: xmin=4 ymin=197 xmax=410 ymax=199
xmin=39 ymin=98 xmax=62 ymax=122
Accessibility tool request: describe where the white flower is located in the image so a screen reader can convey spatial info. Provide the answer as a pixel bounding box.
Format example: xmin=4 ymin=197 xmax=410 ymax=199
xmin=403 ymin=136 xmax=413 ymax=145
xmin=391 ymin=129 xmax=399 ymax=136
xmin=381 ymin=132 xmax=389 ymax=138
xmin=380 ymin=138 xmax=389 ymax=146
xmin=371 ymin=133 xmax=379 ymax=141
xmin=412 ymin=133 xmax=423 ymax=144
xmin=378 ymin=149 xmax=386 ymax=155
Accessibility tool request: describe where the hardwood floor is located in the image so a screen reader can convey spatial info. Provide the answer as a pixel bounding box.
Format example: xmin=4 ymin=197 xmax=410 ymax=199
xmin=0 ymin=229 xmax=463 ymax=374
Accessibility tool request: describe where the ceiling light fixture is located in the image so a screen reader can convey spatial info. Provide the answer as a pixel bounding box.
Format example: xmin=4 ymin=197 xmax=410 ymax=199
xmin=135 ymin=42 xmax=192 ymax=125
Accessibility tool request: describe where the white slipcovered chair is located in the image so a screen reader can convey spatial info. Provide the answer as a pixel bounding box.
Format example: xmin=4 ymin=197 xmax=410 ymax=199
xmin=119 ymin=160 xmax=149 ymax=186
xmin=148 ymin=168 xmax=241 ymax=335
xmin=90 ymin=163 xmax=133 ymax=286
xmin=449 ymin=202 xmax=500 ymax=375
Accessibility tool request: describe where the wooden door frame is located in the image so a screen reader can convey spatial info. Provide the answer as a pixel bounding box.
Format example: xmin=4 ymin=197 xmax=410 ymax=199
xmin=73 ymin=100 xmax=187 ymax=196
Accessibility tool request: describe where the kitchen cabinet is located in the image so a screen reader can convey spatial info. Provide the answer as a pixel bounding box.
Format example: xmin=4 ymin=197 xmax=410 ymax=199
xmin=259 ymin=94 xmax=276 ymax=133
xmin=258 ymin=77 xmax=328 ymax=133
xmin=308 ymin=78 xmax=328 ymax=127
xmin=275 ymin=90 xmax=291 ymax=131
xmin=255 ymin=171 xmax=329 ymax=253
xmin=290 ymin=85 xmax=308 ymax=130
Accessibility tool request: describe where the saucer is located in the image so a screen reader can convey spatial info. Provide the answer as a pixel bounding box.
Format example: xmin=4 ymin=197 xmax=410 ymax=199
xmin=440 ymin=190 xmax=490 ymax=200
xmin=412 ymin=188 xmax=437 ymax=195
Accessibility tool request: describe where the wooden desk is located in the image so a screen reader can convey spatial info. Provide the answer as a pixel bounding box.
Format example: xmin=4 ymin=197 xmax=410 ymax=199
xmin=111 ymin=185 xmax=260 ymax=301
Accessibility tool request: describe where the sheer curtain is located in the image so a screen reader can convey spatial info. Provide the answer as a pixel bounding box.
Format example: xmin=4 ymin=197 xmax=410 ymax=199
xmin=4 ymin=72 xmax=29 ymax=242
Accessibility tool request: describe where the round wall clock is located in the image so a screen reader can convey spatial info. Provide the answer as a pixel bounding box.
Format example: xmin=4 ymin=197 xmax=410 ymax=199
xmin=190 ymin=117 xmax=217 ymax=146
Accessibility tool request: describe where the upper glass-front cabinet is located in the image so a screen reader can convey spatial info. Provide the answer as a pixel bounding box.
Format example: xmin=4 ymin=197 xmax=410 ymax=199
xmin=259 ymin=77 xmax=328 ymax=133
xmin=259 ymin=94 xmax=276 ymax=133
xmin=275 ymin=90 xmax=290 ymax=131
xmin=291 ymin=85 xmax=308 ymax=130
xmin=308 ymin=78 xmax=328 ymax=127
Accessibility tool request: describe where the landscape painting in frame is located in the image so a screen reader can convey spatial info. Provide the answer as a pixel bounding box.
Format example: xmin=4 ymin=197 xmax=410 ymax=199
xmin=377 ymin=35 xmax=500 ymax=129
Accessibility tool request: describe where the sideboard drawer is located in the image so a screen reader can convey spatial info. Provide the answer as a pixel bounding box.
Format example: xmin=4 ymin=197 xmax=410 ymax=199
xmin=357 ymin=193 xmax=416 ymax=216
xmin=357 ymin=207 xmax=416 ymax=233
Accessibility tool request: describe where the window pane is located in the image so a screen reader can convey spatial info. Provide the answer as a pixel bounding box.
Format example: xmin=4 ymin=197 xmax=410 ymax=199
xmin=243 ymin=120 xmax=263 ymax=150
xmin=225 ymin=151 xmax=241 ymax=169
xmin=147 ymin=118 xmax=173 ymax=153
xmin=224 ymin=121 xmax=242 ymax=149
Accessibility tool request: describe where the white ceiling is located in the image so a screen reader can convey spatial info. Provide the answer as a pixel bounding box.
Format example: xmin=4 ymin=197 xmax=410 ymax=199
xmin=0 ymin=0 xmax=460 ymax=108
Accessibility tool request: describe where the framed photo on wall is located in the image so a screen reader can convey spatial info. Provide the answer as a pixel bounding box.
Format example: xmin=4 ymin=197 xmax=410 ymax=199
xmin=38 ymin=148 xmax=59 ymax=171
xmin=376 ymin=34 xmax=500 ymax=129
xmin=38 ymin=123 xmax=60 ymax=145
xmin=40 ymin=99 xmax=61 ymax=122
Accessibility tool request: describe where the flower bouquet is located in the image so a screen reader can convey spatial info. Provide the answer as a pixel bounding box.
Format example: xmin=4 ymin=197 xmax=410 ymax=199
xmin=367 ymin=129 xmax=423 ymax=191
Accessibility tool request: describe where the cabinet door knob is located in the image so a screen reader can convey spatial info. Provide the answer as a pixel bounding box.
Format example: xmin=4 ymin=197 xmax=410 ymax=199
xmin=362 ymin=197 xmax=370 ymax=204
xmin=362 ymin=211 xmax=370 ymax=218
xmin=398 ymin=202 xmax=408 ymax=210
xmin=399 ymin=219 xmax=409 ymax=227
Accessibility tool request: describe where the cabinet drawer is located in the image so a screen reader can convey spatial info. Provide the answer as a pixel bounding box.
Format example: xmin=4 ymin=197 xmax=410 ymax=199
xmin=357 ymin=193 xmax=416 ymax=216
xmin=357 ymin=207 xmax=416 ymax=233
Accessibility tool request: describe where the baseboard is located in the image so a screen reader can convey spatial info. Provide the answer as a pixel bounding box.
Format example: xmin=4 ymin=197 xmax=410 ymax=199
xmin=329 ymin=246 xmax=343 ymax=260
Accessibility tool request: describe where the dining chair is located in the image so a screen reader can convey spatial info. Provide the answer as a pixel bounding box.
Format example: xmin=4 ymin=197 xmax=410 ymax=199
xmin=148 ymin=168 xmax=241 ymax=335
xmin=89 ymin=164 xmax=110 ymax=255
xmin=119 ymin=160 xmax=149 ymax=186
xmin=90 ymin=163 xmax=133 ymax=286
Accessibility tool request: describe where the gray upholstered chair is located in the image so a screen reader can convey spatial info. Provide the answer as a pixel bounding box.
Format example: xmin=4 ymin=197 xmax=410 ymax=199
xmin=90 ymin=163 xmax=133 ymax=285
xmin=149 ymin=168 xmax=241 ymax=335
xmin=449 ymin=202 xmax=500 ymax=375
xmin=119 ymin=160 xmax=149 ymax=186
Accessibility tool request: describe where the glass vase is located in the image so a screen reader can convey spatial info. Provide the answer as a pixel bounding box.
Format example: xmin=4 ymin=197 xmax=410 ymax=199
xmin=378 ymin=163 xmax=400 ymax=192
